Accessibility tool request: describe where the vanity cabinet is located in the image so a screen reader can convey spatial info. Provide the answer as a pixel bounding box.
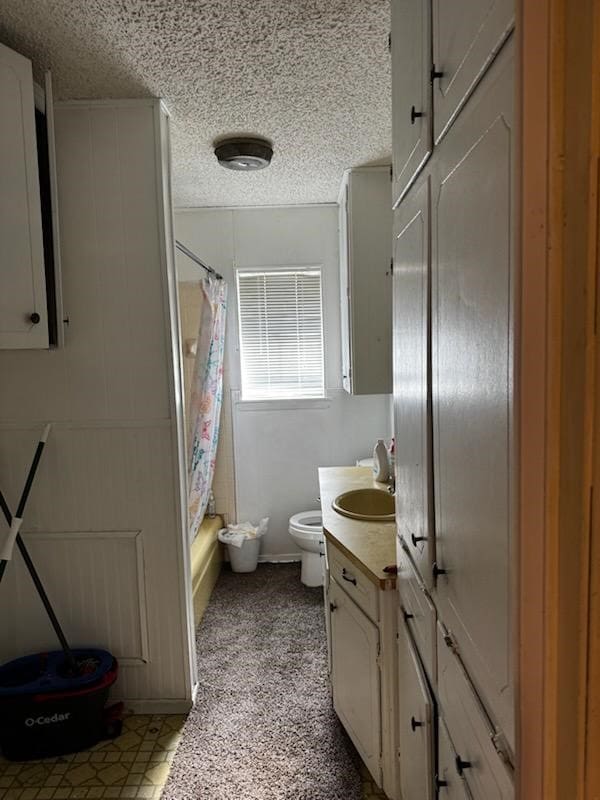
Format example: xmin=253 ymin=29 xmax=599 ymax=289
xmin=338 ymin=166 xmax=392 ymax=395
xmin=329 ymin=578 xmax=382 ymax=783
xmin=0 ymin=43 xmax=48 ymax=349
xmin=390 ymin=0 xmax=513 ymax=205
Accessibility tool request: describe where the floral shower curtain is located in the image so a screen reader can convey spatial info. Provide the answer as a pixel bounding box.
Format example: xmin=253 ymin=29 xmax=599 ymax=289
xmin=188 ymin=275 xmax=227 ymax=542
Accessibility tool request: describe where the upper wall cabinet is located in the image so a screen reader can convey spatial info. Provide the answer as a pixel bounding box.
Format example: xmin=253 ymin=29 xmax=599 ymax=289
xmin=391 ymin=0 xmax=432 ymax=205
xmin=432 ymin=0 xmax=514 ymax=144
xmin=390 ymin=0 xmax=514 ymax=206
xmin=0 ymin=43 xmax=49 ymax=349
xmin=339 ymin=167 xmax=392 ymax=395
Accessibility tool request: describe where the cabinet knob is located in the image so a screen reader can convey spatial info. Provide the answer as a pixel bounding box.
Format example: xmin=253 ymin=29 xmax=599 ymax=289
xmin=403 ymin=609 xmax=414 ymax=621
xmin=342 ymin=568 xmax=357 ymax=586
xmin=411 ymin=105 xmax=424 ymax=124
xmin=455 ymin=756 xmax=472 ymax=776
xmin=411 ymin=534 xmax=427 ymax=547
xmin=436 ymin=776 xmax=449 ymax=789
xmin=433 ymin=562 xmax=447 ymax=579
xmin=410 ymin=716 xmax=423 ymax=732
xmin=30 ymin=312 xmax=41 ymax=324
xmin=431 ymin=67 xmax=444 ymax=81
xmin=329 ymin=602 xmax=337 ymax=613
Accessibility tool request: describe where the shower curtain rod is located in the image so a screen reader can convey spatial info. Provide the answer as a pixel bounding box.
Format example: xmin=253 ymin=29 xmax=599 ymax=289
xmin=175 ymin=240 xmax=223 ymax=281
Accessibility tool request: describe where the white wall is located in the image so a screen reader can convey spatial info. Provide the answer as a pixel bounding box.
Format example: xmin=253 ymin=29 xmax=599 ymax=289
xmin=175 ymin=206 xmax=392 ymax=557
xmin=0 ymin=101 xmax=193 ymax=711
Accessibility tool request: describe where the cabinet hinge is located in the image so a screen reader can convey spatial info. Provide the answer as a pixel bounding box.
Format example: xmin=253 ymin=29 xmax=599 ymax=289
xmin=376 ymin=641 xmax=382 ymax=668
xmin=443 ymin=630 xmax=459 ymax=654
xmin=387 ymin=32 xmax=392 ymax=53
xmin=389 ymin=164 xmax=393 ymax=180
xmin=490 ymin=731 xmax=512 ymax=765
xmin=387 ymin=258 xmax=394 ymax=277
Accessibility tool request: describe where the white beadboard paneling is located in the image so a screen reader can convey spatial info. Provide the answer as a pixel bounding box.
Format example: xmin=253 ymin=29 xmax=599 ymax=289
xmin=0 ymin=101 xmax=193 ymax=709
xmin=0 ymin=531 xmax=148 ymax=665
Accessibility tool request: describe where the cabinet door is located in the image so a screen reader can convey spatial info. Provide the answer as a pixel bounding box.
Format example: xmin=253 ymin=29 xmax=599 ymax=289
xmin=391 ymin=0 xmax=432 ymax=205
xmin=431 ymin=41 xmax=514 ymax=751
xmin=437 ymin=719 xmax=473 ymax=800
xmin=339 ymin=183 xmax=352 ymax=393
xmin=397 ymin=619 xmax=434 ymax=800
xmin=393 ymin=175 xmax=434 ymax=589
xmin=0 ymin=43 xmax=48 ymax=349
xmin=397 ymin=538 xmax=436 ymax=686
xmin=330 ymin=578 xmax=382 ymax=784
xmin=437 ymin=625 xmax=514 ymax=799
xmin=432 ymin=0 xmax=513 ymax=144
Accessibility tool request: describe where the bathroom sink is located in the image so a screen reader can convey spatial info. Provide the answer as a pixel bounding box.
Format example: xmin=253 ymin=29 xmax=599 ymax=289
xmin=332 ymin=488 xmax=395 ymax=522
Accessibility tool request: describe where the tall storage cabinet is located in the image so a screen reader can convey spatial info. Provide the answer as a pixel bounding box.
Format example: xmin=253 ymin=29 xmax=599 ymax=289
xmin=391 ymin=1 xmax=516 ymax=797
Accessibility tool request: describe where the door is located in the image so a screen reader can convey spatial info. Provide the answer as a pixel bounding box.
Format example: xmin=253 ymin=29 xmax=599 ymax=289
xmin=393 ymin=175 xmax=435 ymax=589
xmin=432 ymin=0 xmax=513 ymax=144
xmin=391 ymin=0 xmax=432 ymax=205
xmin=397 ymin=619 xmax=435 ymax=800
xmin=330 ymin=578 xmax=381 ymax=784
xmin=431 ymin=40 xmax=515 ymax=750
xmin=0 ymin=43 xmax=48 ymax=349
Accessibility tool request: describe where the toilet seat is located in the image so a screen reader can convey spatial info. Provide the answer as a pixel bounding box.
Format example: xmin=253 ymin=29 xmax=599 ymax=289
xmin=289 ymin=511 xmax=322 ymax=536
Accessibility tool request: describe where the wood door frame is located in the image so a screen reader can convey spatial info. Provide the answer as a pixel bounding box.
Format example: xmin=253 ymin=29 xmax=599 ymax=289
xmin=518 ymin=1 xmax=600 ymax=798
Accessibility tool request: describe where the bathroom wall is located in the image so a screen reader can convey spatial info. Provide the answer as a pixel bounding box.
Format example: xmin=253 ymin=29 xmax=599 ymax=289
xmin=175 ymin=206 xmax=392 ymax=558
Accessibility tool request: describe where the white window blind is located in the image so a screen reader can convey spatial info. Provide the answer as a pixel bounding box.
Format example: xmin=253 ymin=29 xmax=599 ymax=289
xmin=237 ymin=268 xmax=325 ymax=401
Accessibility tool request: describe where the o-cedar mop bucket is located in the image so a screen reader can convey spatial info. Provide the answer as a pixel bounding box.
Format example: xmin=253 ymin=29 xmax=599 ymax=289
xmin=0 ymin=649 xmax=119 ymax=760
xmin=0 ymin=425 xmax=122 ymax=760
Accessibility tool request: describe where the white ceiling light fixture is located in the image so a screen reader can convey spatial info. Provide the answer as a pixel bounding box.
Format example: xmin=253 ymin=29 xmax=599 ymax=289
xmin=214 ymin=136 xmax=273 ymax=171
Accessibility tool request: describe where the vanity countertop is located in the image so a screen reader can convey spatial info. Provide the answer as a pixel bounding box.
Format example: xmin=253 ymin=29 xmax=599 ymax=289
xmin=318 ymin=466 xmax=397 ymax=589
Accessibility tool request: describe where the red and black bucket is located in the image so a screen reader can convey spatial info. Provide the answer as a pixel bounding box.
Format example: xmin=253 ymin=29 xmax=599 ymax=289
xmin=0 ymin=648 xmax=120 ymax=760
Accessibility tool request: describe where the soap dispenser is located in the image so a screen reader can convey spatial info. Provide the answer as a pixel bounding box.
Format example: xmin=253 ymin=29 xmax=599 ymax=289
xmin=373 ymin=439 xmax=390 ymax=483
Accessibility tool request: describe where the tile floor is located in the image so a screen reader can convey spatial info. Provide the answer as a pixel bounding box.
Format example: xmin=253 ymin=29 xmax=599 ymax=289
xmin=0 ymin=714 xmax=388 ymax=800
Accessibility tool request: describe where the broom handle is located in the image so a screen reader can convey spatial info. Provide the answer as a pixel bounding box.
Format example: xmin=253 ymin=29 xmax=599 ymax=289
xmin=0 ymin=427 xmax=76 ymax=672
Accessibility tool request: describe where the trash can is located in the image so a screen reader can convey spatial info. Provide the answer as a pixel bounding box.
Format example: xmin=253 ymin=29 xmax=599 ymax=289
xmin=218 ymin=518 xmax=268 ymax=573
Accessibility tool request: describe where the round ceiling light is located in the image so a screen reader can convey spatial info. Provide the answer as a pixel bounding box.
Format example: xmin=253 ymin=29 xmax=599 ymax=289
xmin=214 ymin=137 xmax=273 ymax=171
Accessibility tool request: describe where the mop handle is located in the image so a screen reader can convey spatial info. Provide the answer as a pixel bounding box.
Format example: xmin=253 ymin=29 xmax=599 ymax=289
xmin=0 ymin=426 xmax=77 ymax=672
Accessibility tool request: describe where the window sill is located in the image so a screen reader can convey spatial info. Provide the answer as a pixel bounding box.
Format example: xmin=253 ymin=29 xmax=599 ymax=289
xmin=232 ymin=392 xmax=332 ymax=412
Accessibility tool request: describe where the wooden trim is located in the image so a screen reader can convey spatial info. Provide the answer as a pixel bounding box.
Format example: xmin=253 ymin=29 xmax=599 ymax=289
xmin=519 ymin=1 xmax=599 ymax=798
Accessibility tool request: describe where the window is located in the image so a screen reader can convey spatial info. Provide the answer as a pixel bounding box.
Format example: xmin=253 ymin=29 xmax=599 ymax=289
xmin=236 ymin=268 xmax=325 ymax=401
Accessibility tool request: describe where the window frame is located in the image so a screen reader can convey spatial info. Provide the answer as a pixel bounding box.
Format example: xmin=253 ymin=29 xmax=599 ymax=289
xmin=235 ymin=264 xmax=327 ymax=405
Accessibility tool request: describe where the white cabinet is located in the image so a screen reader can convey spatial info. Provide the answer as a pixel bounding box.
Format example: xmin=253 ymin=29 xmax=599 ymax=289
xmin=437 ymin=624 xmax=513 ymax=799
xmin=397 ymin=539 xmax=436 ymax=686
xmin=432 ymin=0 xmax=514 ymax=143
xmin=391 ymin=0 xmax=432 ymax=205
xmin=329 ymin=578 xmax=382 ymax=783
xmin=0 ymin=43 xmax=48 ymax=349
xmin=437 ymin=719 xmax=473 ymax=800
xmin=338 ymin=167 xmax=392 ymax=395
xmin=431 ymin=39 xmax=515 ymax=751
xmin=397 ymin=619 xmax=435 ymax=800
xmin=392 ymin=173 xmax=435 ymax=588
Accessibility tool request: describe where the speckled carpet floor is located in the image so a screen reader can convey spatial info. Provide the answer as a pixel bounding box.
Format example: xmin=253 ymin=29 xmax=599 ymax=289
xmin=161 ymin=563 xmax=364 ymax=800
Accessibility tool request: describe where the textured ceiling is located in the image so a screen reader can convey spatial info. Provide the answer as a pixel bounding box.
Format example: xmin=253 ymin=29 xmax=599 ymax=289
xmin=0 ymin=1 xmax=391 ymax=207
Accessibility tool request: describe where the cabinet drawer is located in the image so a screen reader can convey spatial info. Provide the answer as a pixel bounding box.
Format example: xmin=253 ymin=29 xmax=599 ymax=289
xmin=437 ymin=623 xmax=513 ymax=799
xmin=397 ymin=537 xmax=437 ymax=686
xmin=397 ymin=619 xmax=435 ymax=800
xmin=328 ymin=542 xmax=379 ymax=623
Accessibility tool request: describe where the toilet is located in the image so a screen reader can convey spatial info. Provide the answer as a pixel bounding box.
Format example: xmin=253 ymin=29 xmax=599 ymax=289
xmin=289 ymin=511 xmax=324 ymax=587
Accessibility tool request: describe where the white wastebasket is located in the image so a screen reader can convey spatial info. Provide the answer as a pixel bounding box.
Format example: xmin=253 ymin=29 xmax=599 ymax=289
xmin=227 ymin=537 xmax=261 ymax=573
